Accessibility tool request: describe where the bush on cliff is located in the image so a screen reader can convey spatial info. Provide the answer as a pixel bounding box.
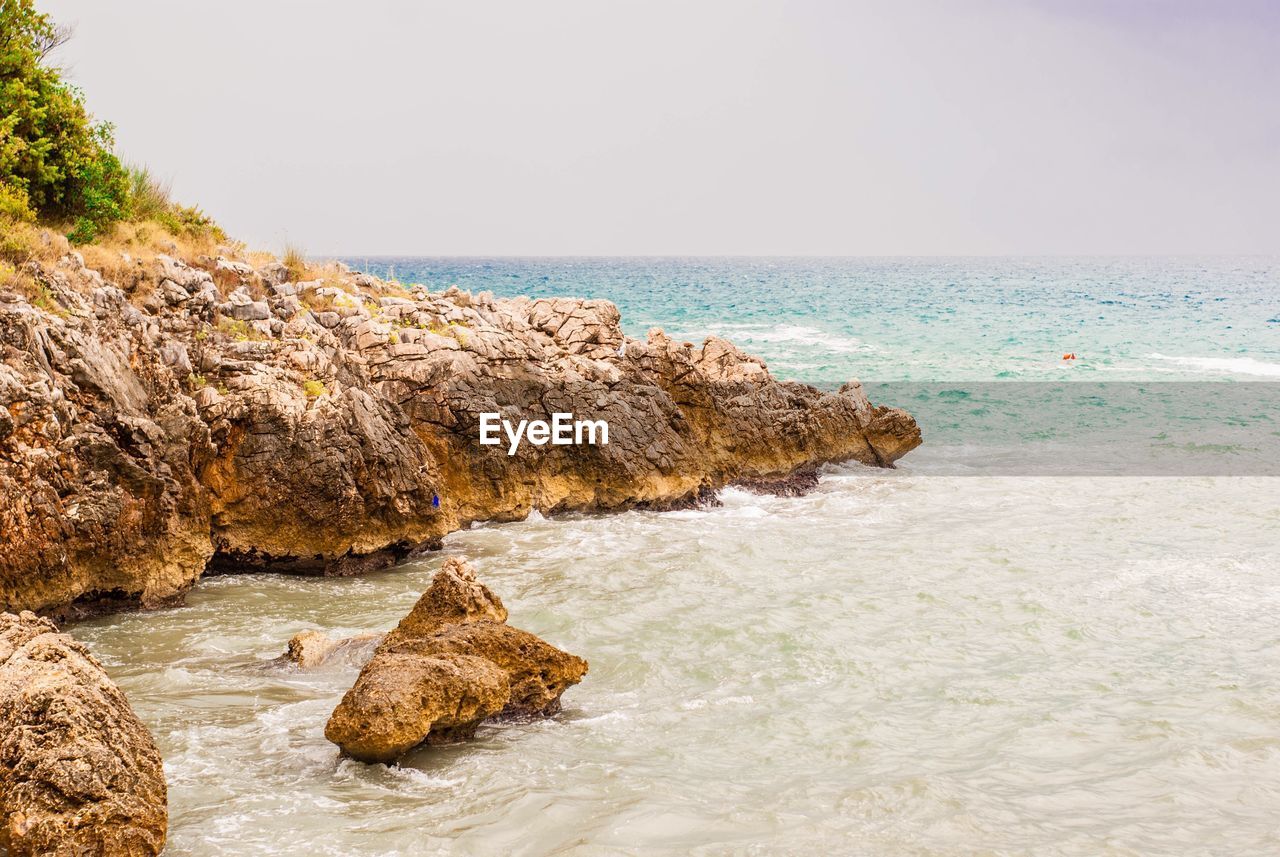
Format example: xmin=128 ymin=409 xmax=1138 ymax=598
xmin=0 ymin=0 xmax=223 ymax=252
xmin=0 ymin=0 xmax=129 ymax=241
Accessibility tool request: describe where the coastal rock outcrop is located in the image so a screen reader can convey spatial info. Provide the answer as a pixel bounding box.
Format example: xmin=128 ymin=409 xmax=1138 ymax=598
xmin=324 ymin=558 xmax=588 ymax=763
xmin=0 ymin=611 xmax=167 ymax=856
xmin=1 ymin=243 xmax=921 ymax=615
xmin=1 ymin=266 xmax=212 ymax=618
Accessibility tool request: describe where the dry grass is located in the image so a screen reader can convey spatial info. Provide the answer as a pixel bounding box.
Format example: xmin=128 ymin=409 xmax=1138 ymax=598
xmin=126 ymin=165 xmax=173 ymax=221
xmin=246 ymin=249 xmax=277 ymax=268
xmin=95 ymin=217 xmax=225 ymax=262
xmin=75 ymin=216 xmax=235 ymax=299
xmin=283 ymin=244 xmax=309 ymax=282
xmin=0 ymin=217 xmax=69 ymax=299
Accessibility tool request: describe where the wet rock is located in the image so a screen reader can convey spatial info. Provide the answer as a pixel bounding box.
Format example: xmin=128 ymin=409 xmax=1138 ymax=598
xmin=0 ymin=612 xmax=167 ymax=856
xmin=278 ymin=629 xmax=383 ymax=669
xmin=736 ymin=467 xmax=821 ymax=497
xmin=326 ymin=653 xmax=510 ymax=762
xmin=381 ymin=557 xmax=508 ymax=643
xmin=324 ymin=558 xmax=587 ymax=763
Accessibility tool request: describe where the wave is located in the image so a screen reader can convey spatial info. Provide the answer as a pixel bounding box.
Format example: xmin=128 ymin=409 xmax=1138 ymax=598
xmin=659 ymin=322 xmax=878 ymax=358
xmin=1147 ymin=353 xmax=1280 ymax=378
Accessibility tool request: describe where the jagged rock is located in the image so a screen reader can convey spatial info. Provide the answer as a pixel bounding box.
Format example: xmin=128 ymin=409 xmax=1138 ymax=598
xmin=736 ymin=467 xmax=821 ymax=497
xmin=382 ymin=557 xmax=508 ymax=642
xmin=0 ymin=612 xmax=167 ymax=856
xmin=324 ymin=558 xmax=588 ymax=763
xmin=0 ymin=244 xmax=920 ymax=612
xmin=326 ymin=653 xmax=510 ymax=762
xmin=0 ymin=285 xmax=213 ymax=617
xmin=158 ymin=279 xmax=190 ymax=306
xmin=214 ymin=258 xmax=254 ymax=280
xmin=227 ymin=301 xmax=269 ymax=321
xmin=382 ymin=622 xmax=589 ymax=717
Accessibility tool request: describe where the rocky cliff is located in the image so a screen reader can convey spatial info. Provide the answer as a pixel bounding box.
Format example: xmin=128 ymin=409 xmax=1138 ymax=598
xmin=0 ymin=245 xmax=920 ymax=617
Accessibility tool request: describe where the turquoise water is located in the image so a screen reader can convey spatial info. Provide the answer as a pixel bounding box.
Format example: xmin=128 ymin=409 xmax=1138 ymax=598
xmin=74 ymin=257 xmax=1280 ymax=856
xmin=346 ymin=257 xmax=1280 ymax=384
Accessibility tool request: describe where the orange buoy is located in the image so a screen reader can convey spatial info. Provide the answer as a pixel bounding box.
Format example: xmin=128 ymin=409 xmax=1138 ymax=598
xmin=1062 ymin=353 xmax=1076 ymax=361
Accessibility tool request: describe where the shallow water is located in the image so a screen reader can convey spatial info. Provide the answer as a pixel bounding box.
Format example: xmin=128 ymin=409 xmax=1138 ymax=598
xmin=74 ymin=469 xmax=1280 ymax=856
xmin=73 ymin=257 xmax=1280 ymax=855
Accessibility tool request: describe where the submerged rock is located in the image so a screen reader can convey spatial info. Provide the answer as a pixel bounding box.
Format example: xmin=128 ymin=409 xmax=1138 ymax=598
xmin=324 ymin=558 xmax=588 ymax=763
xmin=277 ymin=629 xmax=383 ymax=669
xmin=0 ymin=611 xmax=167 ymax=856
xmin=736 ymin=467 xmax=822 ymax=497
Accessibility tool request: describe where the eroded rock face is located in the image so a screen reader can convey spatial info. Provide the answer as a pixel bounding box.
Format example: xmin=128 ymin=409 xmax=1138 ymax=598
xmin=1 ymin=247 xmax=921 ymax=614
xmin=1 ymin=271 xmax=212 ymax=617
xmin=324 ymin=558 xmax=588 ymax=763
xmin=0 ymin=611 xmax=167 ymax=856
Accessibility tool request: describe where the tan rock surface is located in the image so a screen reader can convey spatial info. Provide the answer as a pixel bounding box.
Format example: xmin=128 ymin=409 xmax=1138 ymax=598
xmin=325 ymin=559 xmax=588 ymax=763
xmin=0 ymin=611 xmax=167 ymax=856
xmin=1 ymin=247 xmax=921 ymax=615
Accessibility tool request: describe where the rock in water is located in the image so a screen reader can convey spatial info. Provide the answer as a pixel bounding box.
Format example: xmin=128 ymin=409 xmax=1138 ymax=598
xmin=325 ymin=558 xmax=588 ymax=763
xmin=276 ymin=629 xmax=383 ymax=669
xmin=0 ymin=612 xmax=167 ymax=856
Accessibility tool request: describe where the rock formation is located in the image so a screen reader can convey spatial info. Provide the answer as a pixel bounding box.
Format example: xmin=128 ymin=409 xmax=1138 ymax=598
xmin=0 ymin=611 xmax=167 ymax=856
xmin=1 ymin=246 xmax=921 ymax=616
xmin=324 ymin=558 xmax=587 ymax=763
xmin=276 ymin=629 xmax=383 ymax=669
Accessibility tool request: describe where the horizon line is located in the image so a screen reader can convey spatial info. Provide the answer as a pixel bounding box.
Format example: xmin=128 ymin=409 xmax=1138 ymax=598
xmin=314 ymin=252 xmax=1280 ymax=261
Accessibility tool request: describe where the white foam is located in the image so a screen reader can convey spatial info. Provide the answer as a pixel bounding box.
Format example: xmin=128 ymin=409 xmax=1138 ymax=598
xmin=668 ymin=323 xmax=877 ymax=357
xmin=1147 ymin=353 xmax=1280 ymax=377
xmin=737 ymin=324 xmax=876 ymax=355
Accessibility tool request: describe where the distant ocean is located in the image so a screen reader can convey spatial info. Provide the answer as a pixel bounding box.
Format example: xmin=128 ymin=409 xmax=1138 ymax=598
xmin=344 ymin=256 xmax=1280 ymax=384
xmin=78 ymin=257 xmax=1280 ymax=856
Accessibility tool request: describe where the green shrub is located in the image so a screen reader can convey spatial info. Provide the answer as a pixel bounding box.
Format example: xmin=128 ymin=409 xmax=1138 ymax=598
xmin=302 ymin=379 xmax=327 ymax=399
xmin=215 ymin=315 xmax=260 ymax=342
xmin=0 ymin=180 xmax=34 ymax=221
xmin=1 ymin=1 xmax=130 ymax=240
xmin=155 ymin=203 xmax=225 ymax=242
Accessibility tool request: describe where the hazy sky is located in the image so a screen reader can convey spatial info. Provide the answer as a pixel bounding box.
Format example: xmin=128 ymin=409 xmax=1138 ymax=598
xmin=42 ymin=0 xmax=1280 ymax=255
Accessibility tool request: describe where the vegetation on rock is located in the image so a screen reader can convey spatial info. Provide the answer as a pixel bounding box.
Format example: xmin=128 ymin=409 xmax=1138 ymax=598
xmin=0 ymin=0 xmax=222 ymax=281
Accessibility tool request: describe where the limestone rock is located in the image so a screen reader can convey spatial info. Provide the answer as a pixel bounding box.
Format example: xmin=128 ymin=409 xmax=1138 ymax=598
xmin=0 ymin=285 xmax=213 ymax=617
xmin=278 ymin=629 xmax=383 ymax=669
xmin=0 ymin=612 xmax=167 ymax=856
xmin=382 ymin=556 xmax=508 ymax=644
xmin=0 ymin=245 xmax=920 ymax=613
xmin=382 ymin=622 xmax=589 ymax=717
xmin=324 ymin=653 xmax=510 ymax=762
xmin=324 ymin=559 xmax=588 ymax=763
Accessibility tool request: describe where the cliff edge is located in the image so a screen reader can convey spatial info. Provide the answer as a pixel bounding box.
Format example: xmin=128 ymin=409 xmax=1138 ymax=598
xmin=0 ymin=245 xmax=920 ymax=616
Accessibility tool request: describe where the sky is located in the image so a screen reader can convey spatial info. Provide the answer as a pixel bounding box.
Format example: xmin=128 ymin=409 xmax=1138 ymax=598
xmin=41 ymin=0 xmax=1280 ymax=256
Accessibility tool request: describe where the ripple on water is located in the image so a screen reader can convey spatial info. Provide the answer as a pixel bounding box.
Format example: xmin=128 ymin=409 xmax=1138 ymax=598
xmin=70 ymin=473 xmax=1280 ymax=856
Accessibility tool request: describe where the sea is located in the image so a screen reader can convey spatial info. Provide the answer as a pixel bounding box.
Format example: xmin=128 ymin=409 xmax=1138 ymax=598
xmin=76 ymin=257 xmax=1280 ymax=856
